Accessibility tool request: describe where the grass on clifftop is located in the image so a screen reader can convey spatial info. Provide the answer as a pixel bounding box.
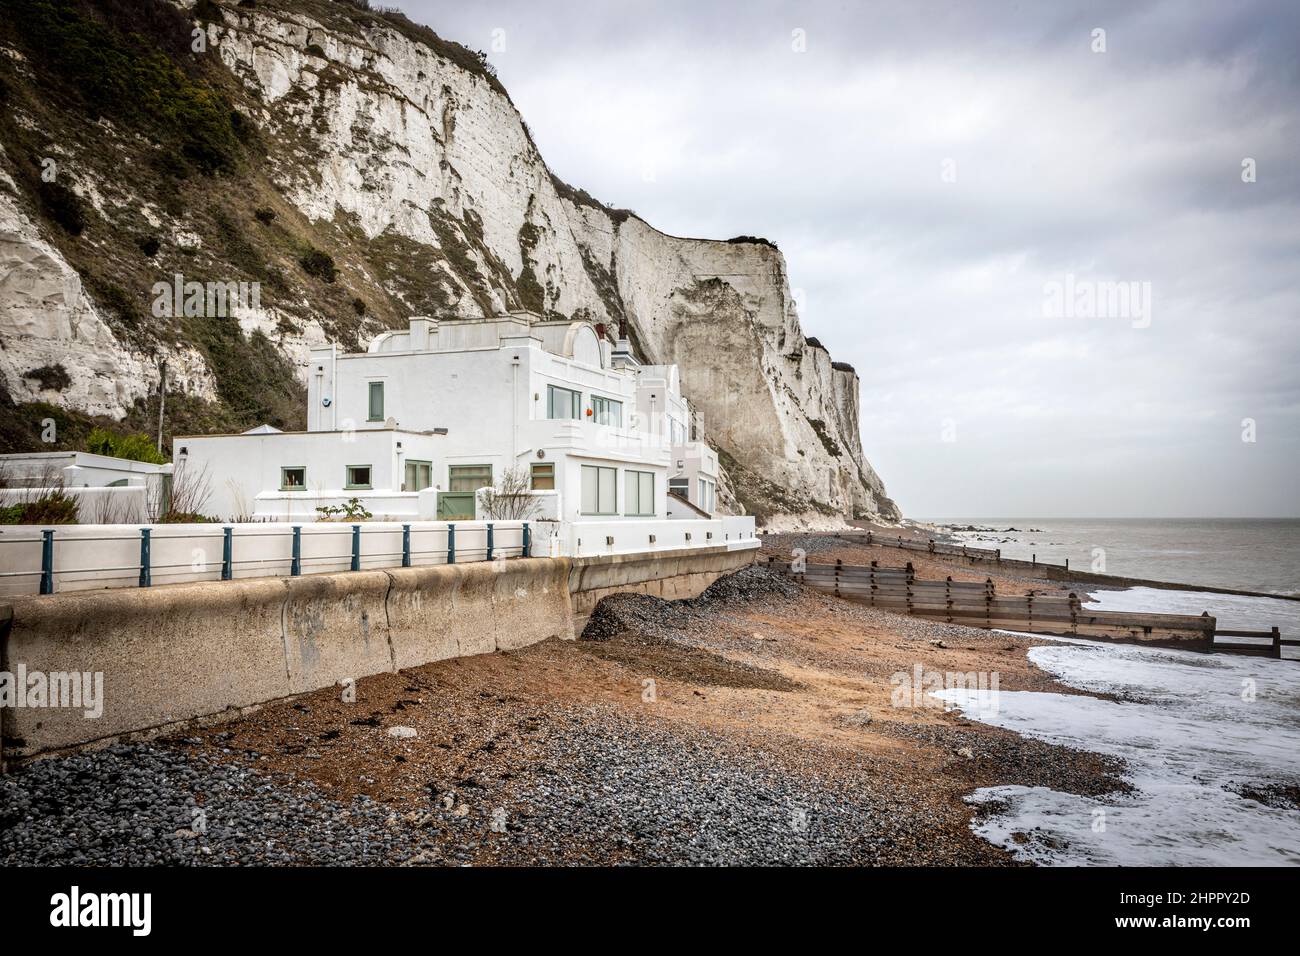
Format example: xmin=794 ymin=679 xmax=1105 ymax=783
xmin=549 ymin=172 xmax=635 ymax=224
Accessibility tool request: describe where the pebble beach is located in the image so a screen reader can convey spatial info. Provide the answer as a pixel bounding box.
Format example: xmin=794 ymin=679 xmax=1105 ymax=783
xmin=2 ymin=537 xmax=1139 ymax=866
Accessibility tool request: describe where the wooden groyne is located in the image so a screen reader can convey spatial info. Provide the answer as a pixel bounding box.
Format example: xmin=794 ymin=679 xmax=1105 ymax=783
xmin=1211 ymin=626 xmax=1297 ymax=659
xmin=769 ymin=557 xmax=1227 ymax=650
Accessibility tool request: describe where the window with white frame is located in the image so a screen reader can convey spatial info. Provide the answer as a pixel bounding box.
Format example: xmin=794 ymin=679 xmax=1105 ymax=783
xmin=625 ymin=470 xmax=654 ymax=516
xmin=591 ymin=395 xmax=623 ymax=427
xmin=699 ymin=477 xmax=716 ymax=513
xmin=580 ymin=465 xmax=617 ymax=515
xmin=547 ymin=384 xmax=581 ymax=420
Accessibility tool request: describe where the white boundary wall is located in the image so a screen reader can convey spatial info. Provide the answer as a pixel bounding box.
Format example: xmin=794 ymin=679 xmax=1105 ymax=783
xmin=0 ymin=516 xmax=756 ymax=596
xmin=0 ymin=485 xmax=150 ymax=524
xmin=564 ymin=516 xmax=757 ymax=557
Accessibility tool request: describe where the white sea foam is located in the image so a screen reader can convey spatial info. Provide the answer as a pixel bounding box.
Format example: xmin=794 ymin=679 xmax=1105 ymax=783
xmin=935 ymin=632 xmax=1300 ymax=866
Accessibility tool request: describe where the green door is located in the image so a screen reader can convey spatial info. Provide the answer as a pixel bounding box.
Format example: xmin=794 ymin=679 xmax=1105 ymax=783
xmin=437 ymin=492 xmax=476 ymax=520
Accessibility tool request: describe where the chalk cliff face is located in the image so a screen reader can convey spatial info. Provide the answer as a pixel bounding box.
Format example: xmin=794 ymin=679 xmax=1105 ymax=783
xmin=0 ymin=0 xmax=897 ymax=523
xmin=0 ymin=162 xmax=218 ymax=418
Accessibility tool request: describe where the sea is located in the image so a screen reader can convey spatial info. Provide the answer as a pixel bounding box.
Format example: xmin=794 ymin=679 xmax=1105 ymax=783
xmin=919 ymin=517 xmax=1300 ymax=865
xmin=924 ymin=517 xmax=1300 ymax=596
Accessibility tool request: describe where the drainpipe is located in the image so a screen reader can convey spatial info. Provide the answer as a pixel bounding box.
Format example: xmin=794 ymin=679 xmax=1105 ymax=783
xmin=312 ymin=363 xmax=324 ymax=431
xmin=155 ymin=359 xmax=167 ymax=456
xmin=331 ymin=342 xmax=339 ymax=431
xmin=510 ymin=354 xmax=520 ymax=463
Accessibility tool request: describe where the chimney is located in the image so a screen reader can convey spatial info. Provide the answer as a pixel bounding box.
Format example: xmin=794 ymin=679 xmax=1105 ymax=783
xmin=611 ymin=336 xmax=639 ymax=369
xmin=409 ymin=316 xmax=435 ymax=350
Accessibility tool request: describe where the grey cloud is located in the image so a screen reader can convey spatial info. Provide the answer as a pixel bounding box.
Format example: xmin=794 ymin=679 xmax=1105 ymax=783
xmin=402 ymin=0 xmax=1299 ymax=516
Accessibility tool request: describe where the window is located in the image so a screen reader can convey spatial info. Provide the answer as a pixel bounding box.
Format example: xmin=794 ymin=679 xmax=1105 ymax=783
xmin=448 ymin=464 xmax=492 ymax=492
xmin=700 ymin=478 xmax=716 ymax=513
xmin=591 ymin=395 xmax=622 ymax=427
xmin=668 ymin=477 xmax=689 ymax=497
xmin=547 ymin=384 xmax=581 ymax=420
xmin=346 ymin=465 xmax=373 ymax=490
xmin=404 ymin=460 xmax=432 ymax=492
xmin=368 ymin=381 xmax=385 ymax=421
xmin=530 ymin=462 xmax=555 ymax=490
xmin=281 ymin=466 xmax=306 ymax=491
xmin=580 ymin=465 xmax=617 ymax=515
xmin=625 ymin=470 xmax=654 ymax=516
xmin=670 ymin=419 xmax=686 ymax=445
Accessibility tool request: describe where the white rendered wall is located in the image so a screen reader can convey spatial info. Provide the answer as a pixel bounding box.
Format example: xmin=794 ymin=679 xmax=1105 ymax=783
xmin=307 ymin=324 xmax=684 ymax=519
xmin=174 ymin=430 xmax=442 ymax=522
xmin=669 ymin=440 xmax=720 ymax=512
xmin=0 ymin=485 xmax=149 ymax=523
xmin=0 ymin=451 xmax=168 ymax=487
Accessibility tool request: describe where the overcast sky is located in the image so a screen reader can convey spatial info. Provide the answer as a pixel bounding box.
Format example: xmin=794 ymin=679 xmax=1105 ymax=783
xmin=395 ymin=0 xmax=1299 ymax=518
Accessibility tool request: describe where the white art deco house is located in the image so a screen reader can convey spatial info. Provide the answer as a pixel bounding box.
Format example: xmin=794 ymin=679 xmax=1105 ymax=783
xmin=178 ymin=312 xmax=721 ymax=524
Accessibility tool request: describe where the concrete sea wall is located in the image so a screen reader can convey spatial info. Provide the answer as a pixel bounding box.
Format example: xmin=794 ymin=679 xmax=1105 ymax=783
xmin=0 ymin=546 xmax=754 ymax=764
xmin=567 ymin=546 xmax=759 ymax=628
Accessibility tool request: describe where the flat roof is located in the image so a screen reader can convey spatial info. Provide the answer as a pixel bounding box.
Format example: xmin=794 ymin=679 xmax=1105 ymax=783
xmin=174 ymin=427 xmax=446 ymax=440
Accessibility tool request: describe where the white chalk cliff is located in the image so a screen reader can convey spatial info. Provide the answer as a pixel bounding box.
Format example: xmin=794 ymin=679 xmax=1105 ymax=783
xmin=0 ymin=0 xmax=897 ymax=522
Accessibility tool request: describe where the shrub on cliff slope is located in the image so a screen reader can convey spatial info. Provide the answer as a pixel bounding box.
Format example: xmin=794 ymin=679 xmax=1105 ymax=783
xmin=726 ymin=235 xmax=779 ymax=250
xmin=4 ymin=0 xmax=242 ymax=174
xmin=298 ymin=246 xmax=338 ymax=283
xmin=86 ymin=427 xmax=167 ymax=464
xmin=186 ymin=322 xmax=302 ymax=429
xmin=23 ymin=364 xmax=72 ymax=392
xmin=36 ymin=179 xmax=86 ymax=235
